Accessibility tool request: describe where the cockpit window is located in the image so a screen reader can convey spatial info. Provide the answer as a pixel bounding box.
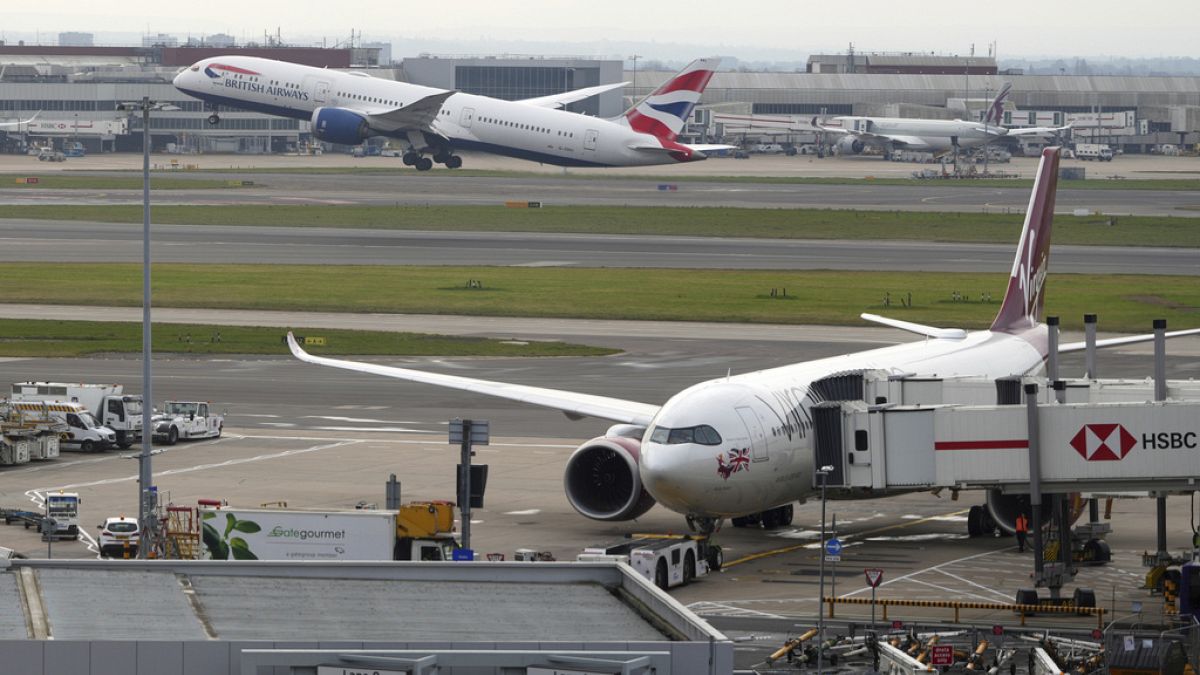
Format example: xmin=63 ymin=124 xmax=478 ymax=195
xmin=648 ymin=425 xmax=722 ymax=446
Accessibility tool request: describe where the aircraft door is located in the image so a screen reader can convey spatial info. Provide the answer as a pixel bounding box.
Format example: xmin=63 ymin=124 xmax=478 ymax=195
xmin=304 ymin=77 xmax=331 ymax=104
xmin=735 ymin=406 xmax=768 ymax=462
xmin=460 ymin=107 xmax=474 ymax=128
xmin=584 ymin=129 xmax=599 ymax=151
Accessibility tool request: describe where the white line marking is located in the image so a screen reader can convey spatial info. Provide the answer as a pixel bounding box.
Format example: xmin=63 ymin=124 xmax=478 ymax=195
xmin=935 ymin=567 xmax=1015 ymax=601
xmin=902 ymin=577 xmax=1001 ymax=604
xmin=841 ymin=546 xmax=1011 ymax=598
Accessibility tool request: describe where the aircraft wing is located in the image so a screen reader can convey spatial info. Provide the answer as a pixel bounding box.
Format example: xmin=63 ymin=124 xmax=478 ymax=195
xmin=1005 ymin=125 xmax=1071 ymax=138
xmin=365 ymin=91 xmax=456 ymax=133
xmin=286 ymin=333 xmax=660 ymax=426
xmin=1059 ymin=327 xmax=1200 ymax=353
xmin=860 ymin=313 xmax=967 ymax=340
xmin=519 ymin=82 xmax=629 ymax=109
xmin=0 ymin=111 xmax=39 ymax=129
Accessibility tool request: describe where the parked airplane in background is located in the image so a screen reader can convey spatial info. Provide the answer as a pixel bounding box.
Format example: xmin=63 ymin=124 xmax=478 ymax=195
xmin=173 ymin=56 xmax=732 ymax=169
xmin=815 ymin=83 xmax=1070 ymax=158
xmin=0 ymin=112 xmax=39 ymax=130
xmin=289 ymin=148 xmax=1199 ymax=535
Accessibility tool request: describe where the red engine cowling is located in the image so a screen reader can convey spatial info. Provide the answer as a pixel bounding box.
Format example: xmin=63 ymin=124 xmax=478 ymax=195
xmin=986 ymin=490 xmax=1084 ymax=534
xmin=563 ymin=436 xmax=656 ymax=521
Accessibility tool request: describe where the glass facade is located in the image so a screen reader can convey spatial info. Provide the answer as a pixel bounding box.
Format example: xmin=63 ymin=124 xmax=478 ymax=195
xmin=455 ymin=66 xmax=601 ymax=114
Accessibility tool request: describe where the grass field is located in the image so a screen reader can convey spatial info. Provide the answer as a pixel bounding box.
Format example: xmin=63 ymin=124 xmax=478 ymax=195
xmin=0 ymin=176 xmax=248 ymax=190
xmin=0 ymin=264 xmax=1193 ymax=333
xmin=0 ymin=319 xmax=616 ymax=358
xmin=3 ymin=204 xmax=1197 ymax=247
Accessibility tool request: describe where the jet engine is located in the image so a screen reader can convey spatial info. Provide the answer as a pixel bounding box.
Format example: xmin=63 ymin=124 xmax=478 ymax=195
xmin=563 ymin=435 xmax=656 ymax=521
xmin=836 ymin=137 xmax=865 ymax=155
xmin=311 ymin=107 xmax=370 ymax=146
xmin=985 ymin=489 xmax=1057 ymax=534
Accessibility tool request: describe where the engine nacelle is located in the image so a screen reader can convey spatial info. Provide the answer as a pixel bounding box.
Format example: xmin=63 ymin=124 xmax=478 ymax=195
xmin=837 ymin=137 xmax=865 ymax=155
xmin=563 ymin=436 xmax=656 ymax=521
xmin=985 ymin=489 xmax=1056 ymax=534
xmin=311 ymin=107 xmax=370 ymax=146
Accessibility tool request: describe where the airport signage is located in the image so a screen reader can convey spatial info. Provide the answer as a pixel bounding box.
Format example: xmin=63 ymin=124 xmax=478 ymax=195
xmin=864 ymin=568 xmax=884 ymax=588
xmin=824 ymin=538 xmax=842 ymax=556
xmin=449 ymin=419 xmax=489 ymax=446
xmin=992 ymin=625 xmax=1004 ymax=636
xmin=930 ymin=645 xmax=954 ymax=666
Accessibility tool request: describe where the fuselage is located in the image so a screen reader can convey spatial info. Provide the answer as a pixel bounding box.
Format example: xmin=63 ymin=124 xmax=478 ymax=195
xmin=173 ymin=56 xmax=693 ymax=167
xmin=638 ymin=327 xmax=1045 ymax=518
xmin=832 ymin=115 xmax=1009 ymax=153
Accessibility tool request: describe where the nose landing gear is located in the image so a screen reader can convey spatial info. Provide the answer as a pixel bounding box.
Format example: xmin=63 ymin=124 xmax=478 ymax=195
xmin=731 ymin=503 xmax=795 ymax=529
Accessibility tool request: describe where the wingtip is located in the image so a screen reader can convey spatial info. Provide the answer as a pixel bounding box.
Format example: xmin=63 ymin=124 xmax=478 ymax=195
xmin=285 ymin=331 xmax=306 ymax=358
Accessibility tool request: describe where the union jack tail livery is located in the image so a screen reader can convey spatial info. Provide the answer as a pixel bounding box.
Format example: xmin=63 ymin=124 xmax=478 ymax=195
xmin=619 ymin=57 xmax=721 ymax=141
xmin=990 ymin=146 xmax=1061 ymax=334
xmin=984 ymin=82 xmax=1012 ymax=126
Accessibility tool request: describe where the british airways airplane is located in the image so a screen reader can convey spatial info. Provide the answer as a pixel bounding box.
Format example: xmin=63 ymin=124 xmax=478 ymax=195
xmin=288 ymin=148 xmax=1200 ymax=535
xmin=172 ymin=56 xmax=732 ymax=169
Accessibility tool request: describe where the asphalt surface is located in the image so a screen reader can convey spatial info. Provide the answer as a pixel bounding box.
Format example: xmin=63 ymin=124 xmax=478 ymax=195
xmin=3 ymin=220 xmax=1197 ymax=274
xmin=7 ymin=173 xmax=1200 ymax=215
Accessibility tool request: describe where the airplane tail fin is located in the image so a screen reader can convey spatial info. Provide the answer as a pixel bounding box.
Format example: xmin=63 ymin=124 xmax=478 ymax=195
xmin=618 ymin=57 xmax=720 ymax=142
xmin=984 ymin=82 xmax=1012 ymax=126
xmin=990 ymin=147 xmax=1061 ymax=334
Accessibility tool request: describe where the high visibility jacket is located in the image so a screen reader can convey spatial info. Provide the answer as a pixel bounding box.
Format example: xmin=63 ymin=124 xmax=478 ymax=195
xmin=1015 ymin=515 xmax=1029 ymax=532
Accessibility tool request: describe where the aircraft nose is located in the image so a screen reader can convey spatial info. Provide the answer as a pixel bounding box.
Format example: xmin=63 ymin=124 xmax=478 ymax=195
xmin=639 ymin=442 xmax=706 ymax=513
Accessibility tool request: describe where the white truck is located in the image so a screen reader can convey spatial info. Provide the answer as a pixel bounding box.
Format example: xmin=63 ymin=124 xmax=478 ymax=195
xmin=153 ymin=401 xmax=223 ymax=445
xmin=11 ymin=382 xmax=143 ymax=448
xmin=578 ymin=534 xmax=722 ymax=590
xmin=198 ymin=503 xmax=459 ymax=561
xmin=1074 ymin=143 xmax=1113 ymax=161
xmin=7 ymin=400 xmax=116 ymax=452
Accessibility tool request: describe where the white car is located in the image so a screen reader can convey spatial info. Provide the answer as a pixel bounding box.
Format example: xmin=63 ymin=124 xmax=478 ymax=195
xmin=97 ymin=516 xmax=140 ymax=558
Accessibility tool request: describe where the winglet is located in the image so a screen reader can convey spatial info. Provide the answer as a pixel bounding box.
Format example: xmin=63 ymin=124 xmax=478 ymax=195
xmin=285 ymin=331 xmax=311 ymax=361
xmin=990 ymin=147 xmax=1061 ymax=334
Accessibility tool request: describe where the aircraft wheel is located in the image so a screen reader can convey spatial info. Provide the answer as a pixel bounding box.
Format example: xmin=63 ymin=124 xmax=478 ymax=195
xmin=705 ymin=545 xmax=723 ymax=572
xmin=967 ymin=505 xmax=985 ymax=538
xmin=445 ymin=155 xmax=463 ymax=169
xmin=207 ymin=114 xmax=221 ymax=126
xmin=415 ymin=157 xmax=433 ymax=172
xmin=761 ymin=508 xmax=782 ymax=530
xmin=731 ymin=516 xmax=748 ymax=528
xmin=778 ymin=503 xmax=794 ymax=526
xmin=402 ymin=152 xmax=419 ymax=166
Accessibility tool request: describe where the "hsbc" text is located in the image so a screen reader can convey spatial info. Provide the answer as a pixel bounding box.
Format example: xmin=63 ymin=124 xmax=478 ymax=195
xmin=1141 ymin=432 xmax=1198 ymax=450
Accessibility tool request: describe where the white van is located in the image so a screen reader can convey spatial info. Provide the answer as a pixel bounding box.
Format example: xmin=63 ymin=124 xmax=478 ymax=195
xmin=8 ymin=401 xmax=117 ymax=451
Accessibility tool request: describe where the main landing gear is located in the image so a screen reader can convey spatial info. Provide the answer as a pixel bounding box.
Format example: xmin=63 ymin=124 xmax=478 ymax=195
xmin=206 ymin=106 xmax=221 ymax=126
xmin=731 ymin=504 xmax=794 ymax=530
xmin=402 ymin=150 xmax=463 ymax=171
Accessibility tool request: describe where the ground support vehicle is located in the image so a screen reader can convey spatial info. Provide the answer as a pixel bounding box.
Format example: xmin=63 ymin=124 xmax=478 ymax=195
xmin=1 ymin=398 xmax=65 ymax=464
xmin=44 ymin=492 xmax=81 ymax=539
xmin=153 ymin=401 xmax=223 ymax=445
xmin=97 ymin=516 xmax=140 ymax=558
xmin=578 ymin=534 xmax=721 ymax=590
xmin=185 ymin=501 xmax=460 ymax=561
xmin=11 ymin=382 xmax=142 ymax=448
xmin=6 ymin=400 xmax=115 ymax=452
xmin=36 ymin=148 xmax=65 ymax=162
xmin=1074 ymin=143 xmax=1113 ymax=161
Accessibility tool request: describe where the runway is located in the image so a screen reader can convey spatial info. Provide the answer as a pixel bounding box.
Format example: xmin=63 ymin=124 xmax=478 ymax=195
xmin=3 ymin=220 xmax=1197 ymax=273
xmin=7 ymin=171 xmax=1200 ymax=215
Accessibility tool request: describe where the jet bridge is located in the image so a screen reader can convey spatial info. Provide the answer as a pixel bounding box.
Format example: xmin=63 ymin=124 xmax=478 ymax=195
xmin=813 ymin=377 xmax=1200 ymax=495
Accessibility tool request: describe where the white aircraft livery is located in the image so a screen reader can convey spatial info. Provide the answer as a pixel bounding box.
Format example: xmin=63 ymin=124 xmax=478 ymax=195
xmin=288 ymin=148 xmax=1199 ymax=533
xmin=0 ymin=112 xmax=39 ymax=130
xmin=173 ymin=56 xmax=732 ymax=169
xmin=816 ymin=83 xmax=1070 ymax=157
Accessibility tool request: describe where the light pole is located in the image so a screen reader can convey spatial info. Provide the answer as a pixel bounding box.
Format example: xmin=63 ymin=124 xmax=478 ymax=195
xmin=816 ymin=463 xmax=834 ymax=675
xmin=117 ymin=97 xmax=177 ymax=557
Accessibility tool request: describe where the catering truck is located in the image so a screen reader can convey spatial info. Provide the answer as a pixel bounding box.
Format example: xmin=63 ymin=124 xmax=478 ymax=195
xmin=11 ymin=382 xmax=142 ymax=448
xmin=198 ymin=501 xmax=460 ymax=561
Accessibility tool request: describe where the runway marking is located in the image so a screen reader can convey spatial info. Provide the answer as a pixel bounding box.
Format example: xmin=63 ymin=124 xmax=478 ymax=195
xmin=687 ymin=601 xmax=787 ymax=619
xmin=840 ymin=546 xmax=1011 ymax=598
xmin=303 ymin=415 xmax=425 ymax=424
xmin=504 ymin=509 xmax=541 ymax=516
xmin=934 ymin=568 xmax=1014 ymax=602
xmin=310 ymin=426 xmax=438 ymax=433
xmin=723 ymin=508 xmax=969 ymax=569
xmin=903 ymin=577 xmax=1000 ymax=604
xmin=510 ymin=261 xmax=577 ymax=267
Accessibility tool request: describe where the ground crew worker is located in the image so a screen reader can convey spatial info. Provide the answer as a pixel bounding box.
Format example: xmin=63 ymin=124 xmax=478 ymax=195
xmin=1015 ymin=513 xmax=1029 ymax=552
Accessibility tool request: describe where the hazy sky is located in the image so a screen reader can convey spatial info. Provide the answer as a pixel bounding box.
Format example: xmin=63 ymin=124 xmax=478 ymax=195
xmin=5 ymin=0 xmax=1198 ymax=59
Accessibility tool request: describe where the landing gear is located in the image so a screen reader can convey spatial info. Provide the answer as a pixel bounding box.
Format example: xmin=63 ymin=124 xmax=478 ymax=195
xmin=207 ymin=113 xmax=221 ymax=126
xmin=444 ymin=155 xmax=463 ymax=169
xmin=967 ymin=504 xmax=997 ymax=538
xmin=414 ymin=157 xmax=433 ymax=172
xmin=401 ymin=152 xmax=419 ymax=166
xmin=686 ymin=515 xmax=720 ymax=536
xmin=732 ymin=504 xmax=794 ymax=530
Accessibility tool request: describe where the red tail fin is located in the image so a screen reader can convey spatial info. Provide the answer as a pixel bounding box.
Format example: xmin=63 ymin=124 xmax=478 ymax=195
xmin=990 ymin=147 xmax=1061 ymax=333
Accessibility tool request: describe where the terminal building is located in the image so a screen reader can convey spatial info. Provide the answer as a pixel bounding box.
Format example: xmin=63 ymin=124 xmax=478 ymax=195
xmin=0 ymin=44 xmax=1196 ymax=155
